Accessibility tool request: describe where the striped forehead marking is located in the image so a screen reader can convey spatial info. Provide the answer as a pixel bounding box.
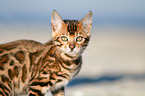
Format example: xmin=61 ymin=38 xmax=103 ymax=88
xmin=64 ymin=20 xmax=78 ymax=35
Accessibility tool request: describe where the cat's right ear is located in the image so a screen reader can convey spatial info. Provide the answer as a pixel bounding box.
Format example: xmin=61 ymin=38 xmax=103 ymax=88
xmin=80 ymin=11 xmax=93 ymax=36
xmin=51 ymin=10 xmax=64 ymax=33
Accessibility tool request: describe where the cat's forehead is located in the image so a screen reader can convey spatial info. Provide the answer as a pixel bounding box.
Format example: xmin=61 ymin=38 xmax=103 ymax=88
xmin=63 ymin=20 xmax=78 ymax=25
xmin=63 ymin=20 xmax=79 ymax=35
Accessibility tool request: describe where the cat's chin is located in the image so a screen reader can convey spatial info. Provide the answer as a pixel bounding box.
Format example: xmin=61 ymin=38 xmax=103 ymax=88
xmin=65 ymin=52 xmax=79 ymax=57
xmin=59 ymin=48 xmax=80 ymax=57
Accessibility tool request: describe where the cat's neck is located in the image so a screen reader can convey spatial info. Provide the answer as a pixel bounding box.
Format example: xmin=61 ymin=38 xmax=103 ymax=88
xmin=44 ymin=40 xmax=80 ymax=60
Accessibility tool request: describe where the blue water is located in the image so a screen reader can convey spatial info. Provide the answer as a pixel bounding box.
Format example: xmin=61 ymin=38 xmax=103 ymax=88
xmin=67 ymin=74 xmax=145 ymax=87
xmin=68 ymin=75 xmax=123 ymax=87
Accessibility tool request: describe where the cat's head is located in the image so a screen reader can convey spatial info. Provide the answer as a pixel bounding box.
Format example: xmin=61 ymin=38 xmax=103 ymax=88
xmin=51 ymin=10 xmax=92 ymax=56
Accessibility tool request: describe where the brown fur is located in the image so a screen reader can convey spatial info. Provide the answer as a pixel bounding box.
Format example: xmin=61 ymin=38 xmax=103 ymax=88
xmin=0 ymin=10 xmax=92 ymax=96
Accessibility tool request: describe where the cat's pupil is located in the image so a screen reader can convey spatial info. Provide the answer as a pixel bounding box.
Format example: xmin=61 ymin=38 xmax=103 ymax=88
xmin=76 ymin=36 xmax=83 ymax=42
xmin=61 ymin=36 xmax=68 ymax=42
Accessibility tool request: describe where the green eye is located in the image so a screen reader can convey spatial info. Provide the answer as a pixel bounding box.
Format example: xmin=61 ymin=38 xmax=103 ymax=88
xmin=76 ymin=36 xmax=83 ymax=42
xmin=61 ymin=36 xmax=68 ymax=42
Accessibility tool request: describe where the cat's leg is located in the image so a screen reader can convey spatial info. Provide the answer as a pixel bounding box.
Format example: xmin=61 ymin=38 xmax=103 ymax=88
xmin=28 ymin=87 xmax=45 ymax=96
xmin=51 ymin=87 xmax=65 ymax=96
xmin=28 ymin=82 xmax=49 ymax=96
xmin=29 ymin=88 xmax=44 ymax=96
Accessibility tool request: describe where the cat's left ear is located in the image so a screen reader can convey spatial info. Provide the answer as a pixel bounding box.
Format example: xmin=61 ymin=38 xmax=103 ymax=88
xmin=80 ymin=11 xmax=93 ymax=35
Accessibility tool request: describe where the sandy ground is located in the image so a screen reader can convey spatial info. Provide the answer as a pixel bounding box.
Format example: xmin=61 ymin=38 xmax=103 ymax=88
xmin=65 ymin=79 xmax=145 ymax=96
xmin=1 ymin=25 xmax=145 ymax=96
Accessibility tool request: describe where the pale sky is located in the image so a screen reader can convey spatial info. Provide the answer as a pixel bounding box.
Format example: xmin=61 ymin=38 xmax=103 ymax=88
xmin=0 ymin=0 xmax=145 ymax=25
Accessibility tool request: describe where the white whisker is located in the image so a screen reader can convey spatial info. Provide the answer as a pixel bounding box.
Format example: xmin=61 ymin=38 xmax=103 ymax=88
xmin=86 ymin=46 xmax=96 ymax=51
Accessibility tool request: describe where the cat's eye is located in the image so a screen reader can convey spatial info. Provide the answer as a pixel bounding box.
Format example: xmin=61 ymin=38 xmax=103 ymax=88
xmin=76 ymin=36 xmax=83 ymax=42
xmin=61 ymin=36 xmax=68 ymax=42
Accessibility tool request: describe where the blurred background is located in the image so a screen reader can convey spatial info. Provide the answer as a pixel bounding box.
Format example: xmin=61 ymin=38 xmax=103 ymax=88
xmin=0 ymin=0 xmax=145 ymax=96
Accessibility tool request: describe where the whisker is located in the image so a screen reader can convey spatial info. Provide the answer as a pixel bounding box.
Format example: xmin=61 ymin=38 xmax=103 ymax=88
xmin=86 ymin=46 xmax=96 ymax=52
xmin=82 ymin=52 xmax=89 ymax=63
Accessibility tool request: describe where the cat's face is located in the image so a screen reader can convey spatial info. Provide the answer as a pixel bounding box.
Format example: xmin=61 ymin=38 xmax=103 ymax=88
xmin=51 ymin=11 xmax=92 ymax=56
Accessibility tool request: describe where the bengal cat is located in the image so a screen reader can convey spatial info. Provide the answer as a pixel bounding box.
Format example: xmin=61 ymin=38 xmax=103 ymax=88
xmin=0 ymin=10 xmax=93 ymax=96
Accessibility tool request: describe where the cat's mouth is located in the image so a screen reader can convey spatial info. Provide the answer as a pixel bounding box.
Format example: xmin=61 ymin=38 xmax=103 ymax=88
xmin=59 ymin=46 xmax=81 ymax=56
xmin=69 ymin=51 xmax=76 ymax=55
xmin=65 ymin=52 xmax=79 ymax=57
xmin=66 ymin=49 xmax=82 ymax=57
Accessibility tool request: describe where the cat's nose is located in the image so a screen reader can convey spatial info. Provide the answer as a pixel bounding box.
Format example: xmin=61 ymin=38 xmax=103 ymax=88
xmin=69 ymin=45 xmax=75 ymax=50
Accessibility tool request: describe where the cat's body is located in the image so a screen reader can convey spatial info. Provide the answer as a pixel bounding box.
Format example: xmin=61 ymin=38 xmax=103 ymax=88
xmin=0 ymin=10 xmax=92 ymax=96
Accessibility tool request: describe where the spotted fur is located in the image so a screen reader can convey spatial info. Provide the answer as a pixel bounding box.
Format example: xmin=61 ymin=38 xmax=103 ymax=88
xmin=0 ymin=10 xmax=92 ymax=96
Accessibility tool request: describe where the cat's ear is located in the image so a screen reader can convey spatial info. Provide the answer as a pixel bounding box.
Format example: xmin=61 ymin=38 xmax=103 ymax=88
xmin=51 ymin=10 xmax=64 ymax=33
xmin=80 ymin=11 xmax=93 ymax=35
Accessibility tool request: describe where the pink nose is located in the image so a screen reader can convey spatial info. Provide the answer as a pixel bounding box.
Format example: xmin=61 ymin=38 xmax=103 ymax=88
xmin=69 ymin=45 xmax=75 ymax=50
